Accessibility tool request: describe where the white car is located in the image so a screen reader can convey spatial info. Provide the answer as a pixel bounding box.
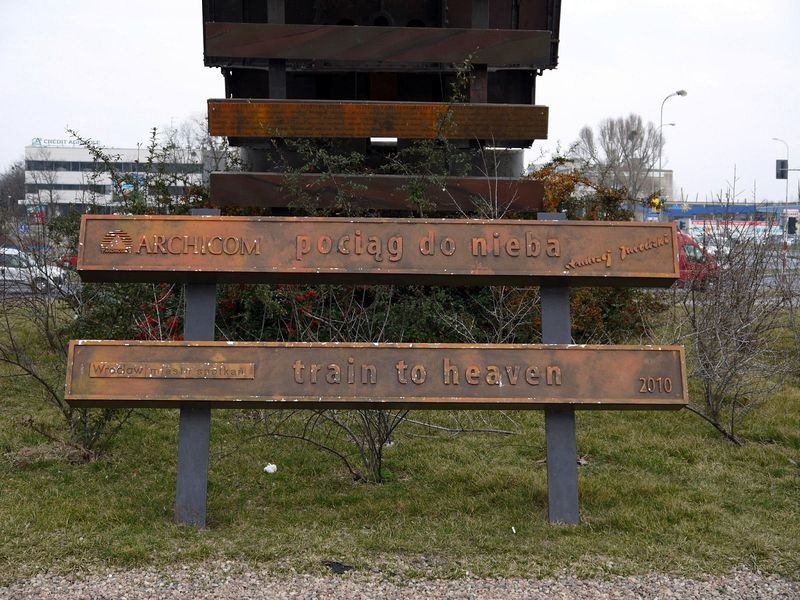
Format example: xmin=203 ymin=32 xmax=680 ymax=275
xmin=0 ymin=247 xmax=68 ymax=294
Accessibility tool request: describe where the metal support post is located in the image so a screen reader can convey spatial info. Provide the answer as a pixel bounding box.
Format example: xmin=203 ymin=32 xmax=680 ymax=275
xmin=175 ymin=208 xmax=219 ymax=527
xmin=538 ymin=211 xmax=580 ymax=524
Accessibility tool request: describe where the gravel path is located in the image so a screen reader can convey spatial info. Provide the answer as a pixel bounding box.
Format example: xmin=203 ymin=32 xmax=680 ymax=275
xmin=1 ymin=564 xmax=797 ymax=599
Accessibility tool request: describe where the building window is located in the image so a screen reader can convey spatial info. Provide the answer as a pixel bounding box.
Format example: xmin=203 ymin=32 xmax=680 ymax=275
xmin=25 ymin=159 xmax=202 ymax=174
xmin=25 ymin=183 xmax=108 ymax=194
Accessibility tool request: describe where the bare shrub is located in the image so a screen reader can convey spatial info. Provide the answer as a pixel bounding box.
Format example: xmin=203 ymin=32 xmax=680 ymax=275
xmin=668 ymin=204 xmax=794 ymax=443
xmin=0 ymin=120 xmax=230 ymax=457
xmin=246 ymin=284 xmax=409 ymax=483
xmin=0 ymin=218 xmax=133 ymax=458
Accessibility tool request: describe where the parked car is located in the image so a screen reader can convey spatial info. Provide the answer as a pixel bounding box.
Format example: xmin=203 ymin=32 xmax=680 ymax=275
xmin=676 ymin=232 xmax=719 ymax=290
xmin=0 ymin=247 xmax=68 ymax=294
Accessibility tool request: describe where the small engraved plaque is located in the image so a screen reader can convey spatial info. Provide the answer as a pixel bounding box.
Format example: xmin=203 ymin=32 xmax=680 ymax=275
xmin=88 ymin=361 xmax=255 ymax=379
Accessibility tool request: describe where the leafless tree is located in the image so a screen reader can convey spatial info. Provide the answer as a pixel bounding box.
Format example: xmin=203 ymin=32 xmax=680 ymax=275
xmin=0 ymin=120 xmax=228 ymax=458
xmin=0 ymin=218 xmax=134 ymax=458
xmin=664 ymin=177 xmax=795 ymax=443
xmin=25 ymin=148 xmax=66 ymax=218
xmin=163 ymin=114 xmax=234 ymax=174
xmin=68 ymin=117 xmax=237 ymax=214
xmin=571 ymin=114 xmax=663 ymax=207
xmin=0 ymin=160 xmax=25 ymax=232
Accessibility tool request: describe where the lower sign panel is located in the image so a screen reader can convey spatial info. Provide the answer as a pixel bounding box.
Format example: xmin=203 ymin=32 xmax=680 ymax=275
xmin=66 ymin=342 xmax=687 ymax=410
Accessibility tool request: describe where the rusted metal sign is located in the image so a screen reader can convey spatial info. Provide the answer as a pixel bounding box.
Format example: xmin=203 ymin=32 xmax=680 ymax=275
xmin=77 ymin=216 xmax=679 ymax=286
xmin=208 ymin=173 xmax=545 ymax=212
xmin=204 ymin=22 xmax=551 ymax=66
xmin=66 ymin=341 xmax=688 ymax=410
xmin=207 ymin=99 xmax=548 ymax=141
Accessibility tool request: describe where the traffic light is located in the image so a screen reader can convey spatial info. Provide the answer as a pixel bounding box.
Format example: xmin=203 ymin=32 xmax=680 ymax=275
xmin=776 ymin=159 xmax=788 ymax=179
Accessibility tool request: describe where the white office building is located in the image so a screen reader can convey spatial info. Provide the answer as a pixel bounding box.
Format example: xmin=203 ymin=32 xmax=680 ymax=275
xmin=23 ymin=138 xmax=203 ymax=216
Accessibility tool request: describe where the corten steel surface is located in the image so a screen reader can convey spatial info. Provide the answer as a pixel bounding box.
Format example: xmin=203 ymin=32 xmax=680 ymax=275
xmin=204 ymin=23 xmax=551 ymax=67
xmin=209 ymin=173 xmax=545 ymax=212
xmin=201 ymin=1 xmax=558 ymax=32
xmin=207 ymin=99 xmax=548 ymax=141
xmin=77 ymin=215 xmax=680 ymax=286
xmin=201 ymin=1 xmax=557 ymax=31
xmin=66 ymin=341 xmax=688 ymax=410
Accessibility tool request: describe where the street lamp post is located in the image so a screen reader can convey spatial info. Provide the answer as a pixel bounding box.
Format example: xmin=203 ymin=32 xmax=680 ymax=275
xmin=771 ymin=137 xmax=790 ymax=257
xmin=645 ymin=123 xmax=675 ymax=221
xmin=653 ymin=123 xmax=675 ymax=193
xmin=771 ymin=136 xmax=789 ymax=205
xmin=658 ymin=90 xmax=687 ymax=210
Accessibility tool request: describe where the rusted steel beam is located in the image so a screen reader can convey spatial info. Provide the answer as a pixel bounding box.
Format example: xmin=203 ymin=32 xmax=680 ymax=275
xmin=76 ymin=215 xmax=679 ymax=286
xmin=208 ymin=173 xmax=544 ymax=212
xmin=65 ymin=341 xmax=688 ymax=410
xmin=204 ymin=22 xmax=551 ymax=67
xmin=207 ymin=99 xmax=548 ymax=140
xmin=266 ymin=0 xmax=286 ymax=99
xmin=469 ymin=2 xmax=489 ymax=111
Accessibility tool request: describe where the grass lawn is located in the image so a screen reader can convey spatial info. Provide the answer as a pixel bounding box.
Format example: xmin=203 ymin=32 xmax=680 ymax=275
xmin=1 ymin=363 xmax=798 ymax=585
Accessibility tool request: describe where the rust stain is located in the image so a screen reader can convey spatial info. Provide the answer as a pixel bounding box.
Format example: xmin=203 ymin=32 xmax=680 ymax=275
xmin=207 ymin=99 xmax=548 ymax=140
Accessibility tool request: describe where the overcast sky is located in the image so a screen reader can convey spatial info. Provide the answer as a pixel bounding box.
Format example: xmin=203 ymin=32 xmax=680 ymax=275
xmin=1 ymin=1 xmax=798 ymax=204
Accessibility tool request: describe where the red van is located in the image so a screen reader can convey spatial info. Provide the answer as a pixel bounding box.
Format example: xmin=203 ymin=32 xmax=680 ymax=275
xmin=676 ymin=232 xmax=718 ymax=289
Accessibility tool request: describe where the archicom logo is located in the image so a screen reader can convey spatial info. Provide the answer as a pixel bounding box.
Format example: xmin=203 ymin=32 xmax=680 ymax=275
xmin=100 ymin=230 xmax=134 ymax=254
xmin=31 ymin=138 xmax=42 ymax=146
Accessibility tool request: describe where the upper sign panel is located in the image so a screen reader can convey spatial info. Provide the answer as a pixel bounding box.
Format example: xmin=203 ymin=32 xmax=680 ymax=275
xmin=77 ymin=216 xmax=679 ymax=286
